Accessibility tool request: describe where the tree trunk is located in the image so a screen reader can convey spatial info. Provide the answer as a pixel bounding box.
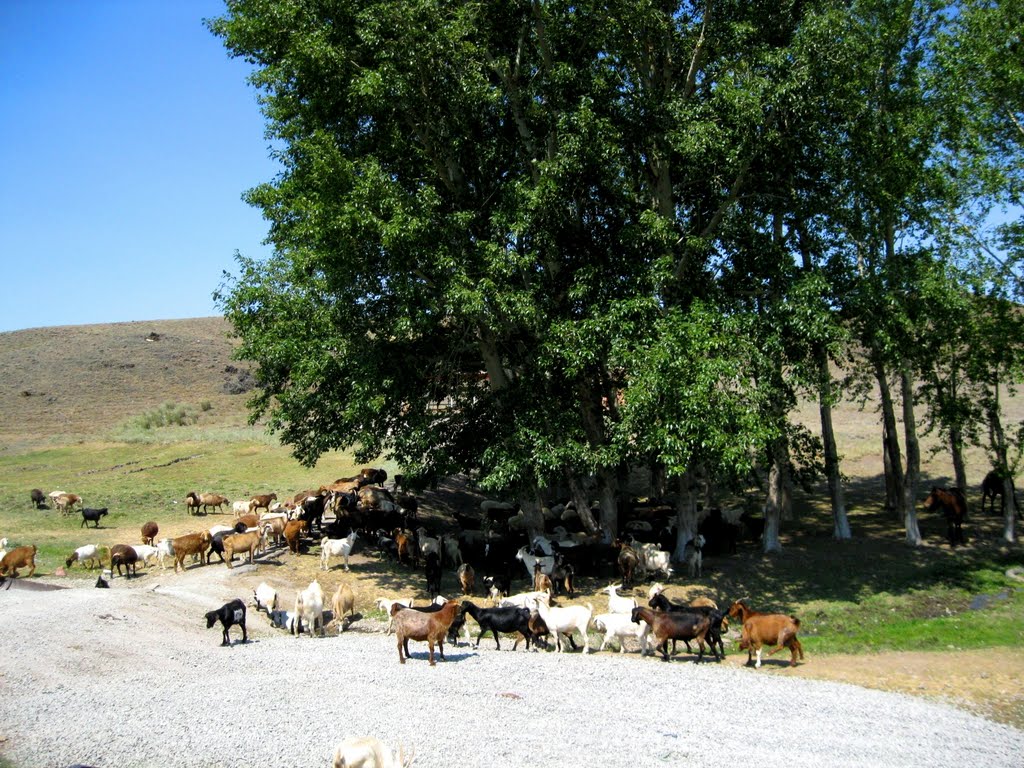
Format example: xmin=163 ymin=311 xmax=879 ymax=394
xmin=949 ymin=423 xmax=967 ymax=495
xmin=763 ymin=442 xmax=786 ymax=553
xmin=818 ymin=352 xmax=851 ymax=539
xmin=874 ymin=352 xmax=904 ymax=517
xmin=671 ymin=472 xmax=701 ymax=562
xmin=565 ymin=474 xmax=599 ymax=535
xmin=595 ymin=466 xmax=620 ymax=540
xmin=900 ymin=363 xmax=923 ymax=546
xmin=517 ymin=483 xmax=547 ymax=542
xmin=987 ymin=401 xmax=1018 ymax=544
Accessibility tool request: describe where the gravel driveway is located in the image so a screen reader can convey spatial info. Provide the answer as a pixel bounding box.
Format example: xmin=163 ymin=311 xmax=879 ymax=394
xmin=1 ymin=568 xmax=1022 ymax=768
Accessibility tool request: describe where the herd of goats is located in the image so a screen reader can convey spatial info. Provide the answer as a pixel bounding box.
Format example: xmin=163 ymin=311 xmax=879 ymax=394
xmin=4 ymin=469 xmax=805 ymax=671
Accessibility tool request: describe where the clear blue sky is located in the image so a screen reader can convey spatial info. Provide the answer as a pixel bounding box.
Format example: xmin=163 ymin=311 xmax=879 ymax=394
xmin=0 ymin=0 xmax=277 ymax=333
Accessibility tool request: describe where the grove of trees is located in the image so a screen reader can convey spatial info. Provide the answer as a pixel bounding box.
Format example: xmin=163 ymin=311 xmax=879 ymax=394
xmin=209 ymin=0 xmax=1023 ymax=552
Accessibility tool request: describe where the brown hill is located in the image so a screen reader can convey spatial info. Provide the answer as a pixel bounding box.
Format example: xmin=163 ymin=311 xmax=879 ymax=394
xmin=0 ymin=317 xmax=253 ymax=452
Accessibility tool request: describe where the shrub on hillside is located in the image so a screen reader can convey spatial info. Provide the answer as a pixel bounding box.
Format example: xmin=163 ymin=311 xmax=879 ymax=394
xmin=133 ymin=402 xmax=199 ymax=430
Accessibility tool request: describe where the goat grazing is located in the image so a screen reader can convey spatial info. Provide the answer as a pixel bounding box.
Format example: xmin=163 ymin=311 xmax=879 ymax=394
xmin=140 ymin=521 xmax=159 ymax=546
xmin=253 ymin=582 xmax=278 ymax=614
xmin=65 ymin=544 xmax=101 ymax=570
xmin=728 ymin=599 xmax=803 ymax=668
xmin=205 ymin=598 xmax=248 ymax=646
xmin=331 ymin=582 xmax=356 ymax=631
xmin=0 ymin=544 xmax=37 ymax=578
xmin=394 ymin=599 xmax=460 ymax=665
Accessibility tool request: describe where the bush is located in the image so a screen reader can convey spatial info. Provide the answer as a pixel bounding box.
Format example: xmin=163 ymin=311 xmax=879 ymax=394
xmin=133 ymin=402 xmax=199 ymax=430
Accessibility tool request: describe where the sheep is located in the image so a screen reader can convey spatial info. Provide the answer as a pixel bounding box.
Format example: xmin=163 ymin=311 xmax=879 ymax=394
xmin=728 ymin=599 xmax=804 ymax=668
xmin=293 ymin=579 xmax=325 ymax=637
xmin=631 ymin=605 xmax=717 ymax=662
xmin=534 ymin=592 xmax=592 ymax=653
xmin=321 ymin=531 xmax=359 ymax=571
xmin=205 ymin=598 xmax=247 ymax=646
xmin=109 ymin=544 xmax=139 ymax=578
xmin=376 ymin=597 xmax=414 ymax=634
xmin=331 ymin=582 xmax=356 ymax=631
xmin=457 ymin=563 xmax=475 ymax=596
xmin=0 ymin=545 xmax=37 ymax=578
xmin=65 ymin=544 xmax=102 ymax=570
xmin=223 ymin=530 xmax=263 ymax=567
xmin=172 ymin=531 xmax=212 ymax=573
xmin=80 ymin=507 xmax=108 ymax=528
xmin=394 ymin=599 xmax=461 ymax=665
xmin=231 ymin=500 xmax=251 ymax=516
xmin=140 ymin=521 xmax=159 ymax=546
xmin=253 ymin=582 xmax=278 ymax=614
xmin=602 ymin=584 xmax=638 ymax=614
xmin=30 ymin=488 xmax=47 ymax=509
xmin=331 ymin=735 xmax=414 ymax=768
xmin=593 ymin=612 xmax=649 ymax=653
xmin=459 ymin=601 xmax=534 ymax=650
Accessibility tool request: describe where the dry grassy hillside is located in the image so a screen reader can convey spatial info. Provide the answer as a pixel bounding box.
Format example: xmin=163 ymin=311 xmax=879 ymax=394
xmin=0 ymin=317 xmax=253 ymax=453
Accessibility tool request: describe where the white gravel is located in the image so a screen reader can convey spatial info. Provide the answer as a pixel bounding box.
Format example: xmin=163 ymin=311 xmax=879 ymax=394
xmin=1 ymin=569 xmax=1022 ymax=768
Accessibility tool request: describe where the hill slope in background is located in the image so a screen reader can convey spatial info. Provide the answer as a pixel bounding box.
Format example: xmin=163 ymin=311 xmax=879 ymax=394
xmin=0 ymin=317 xmax=253 ymax=452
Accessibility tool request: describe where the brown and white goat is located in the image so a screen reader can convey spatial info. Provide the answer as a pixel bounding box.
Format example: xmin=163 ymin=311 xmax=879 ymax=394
xmin=728 ymin=599 xmax=804 ymax=668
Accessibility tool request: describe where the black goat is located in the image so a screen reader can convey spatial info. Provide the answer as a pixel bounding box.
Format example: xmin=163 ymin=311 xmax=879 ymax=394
xmin=648 ymin=593 xmax=727 ymax=659
xmin=425 ymin=552 xmax=442 ymax=600
xmin=206 ymin=598 xmax=248 ymax=646
xmin=460 ymin=601 xmax=533 ymax=650
xmin=30 ymin=488 xmax=47 ymax=509
xmin=80 ymin=508 xmax=108 ymax=528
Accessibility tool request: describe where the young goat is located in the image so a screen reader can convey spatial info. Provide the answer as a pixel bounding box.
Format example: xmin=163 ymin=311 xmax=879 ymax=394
xmin=253 ymin=582 xmax=278 ymax=613
xmin=206 ymin=598 xmax=247 ymax=646
xmin=728 ymin=599 xmax=803 ymax=668
xmin=394 ymin=599 xmax=460 ymax=666
xmin=321 ymin=531 xmax=359 ymax=571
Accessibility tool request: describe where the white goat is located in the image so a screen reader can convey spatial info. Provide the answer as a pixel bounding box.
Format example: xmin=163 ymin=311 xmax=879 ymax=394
xmin=633 ymin=541 xmax=673 ymax=578
xmin=601 ymin=584 xmax=638 ymax=614
xmin=592 ymin=612 xmax=649 ymax=653
xmin=375 ymin=597 xmax=414 ymax=634
xmin=440 ymin=534 xmax=462 ymax=568
xmin=535 ymin=593 xmax=593 ymax=653
xmin=415 ymin=528 xmax=440 ymax=560
xmin=293 ymin=579 xmax=325 ymax=637
xmin=231 ymin=500 xmax=251 ymax=516
xmin=684 ymin=534 xmax=706 ymax=577
xmin=515 ymin=546 xmax=555 ymax=578
xmin=332 ymin=736 xmax=414 ymax=768
xmin=321 ymin=531 xmax=359 ymax=571
xmin=498 ymin=590 xmax=550 ymax=610
xmin=155 ymin=537 xmax=175 ymax=569
xmin=253 ymin=582 xmax=278 ymax=613
xmin=65 ymin=544 xmax=101 ymax=569
xmin=130 ymin=544 xmax=159 ymax=568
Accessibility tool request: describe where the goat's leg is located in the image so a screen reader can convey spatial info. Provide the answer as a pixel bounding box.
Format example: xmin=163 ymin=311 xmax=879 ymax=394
xmin=427 ymin=640 xmax=436 ymax=666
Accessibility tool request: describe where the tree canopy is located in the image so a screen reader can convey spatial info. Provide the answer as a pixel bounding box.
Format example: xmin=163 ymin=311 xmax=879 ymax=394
xmin=210 ymin=0 xmax=1024 ymax=544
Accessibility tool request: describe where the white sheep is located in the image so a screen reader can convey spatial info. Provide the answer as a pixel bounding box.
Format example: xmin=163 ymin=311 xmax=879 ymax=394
xmin=601 ymin=584 xmax=638 ymax=614
xmin=321 ymin=531 xmax=359 ymax=571
xmin=65 ymin=544 xmax=101 ymax=569
xmin=592 ymin=612 xmax=649 ymax=654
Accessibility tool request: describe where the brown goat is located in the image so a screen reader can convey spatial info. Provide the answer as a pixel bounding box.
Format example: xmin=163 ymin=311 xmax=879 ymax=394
xmin=172 ymin=531 xmax=212 ymax=573
xmin=331 ymin=582 xmax=356 ymax=631
xmin=141 ymin=521 xmax=159 ymax=546
xmin=533 ymin=562 xmax=553 ymax=594
xmin=55 ymin=493 xmax=82 ymax=516
xmin=457 ymin=563 xmax=475 ymax=596
xmin=394 ymin=599 xmax=460 ymax=666
xmin=185 ymin=492 xmax=202 ymax=515
xmin=198 ymin=493 xmax=229 ymax=513
xmin=249 ymin=493 xmax=277 ymax=513
xmin=223 ymin=530 xmax=262 ymax=567
xmin=631 ymin=605 xmax=714 ymax=662
xmin=284 ymin=519 xmax=308 ymax=554
xmin=0 ymin=545 xmax=37 ymax=578
xmin=728 ymin=599 xmax=804 ymax=668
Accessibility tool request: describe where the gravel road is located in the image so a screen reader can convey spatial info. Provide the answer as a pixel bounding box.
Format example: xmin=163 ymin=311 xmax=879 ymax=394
xmin=1 ymin=567 xmax=1022 ymax=768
